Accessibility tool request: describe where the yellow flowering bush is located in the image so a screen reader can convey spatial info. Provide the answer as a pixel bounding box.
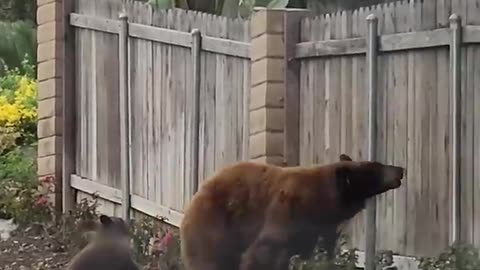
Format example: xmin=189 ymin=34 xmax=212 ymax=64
xmin=0 ymin=59 xmax=45 ymax=225
xmin=0 ymin=65 xmax=37 ymax=147
xmin=0 ymin=75 xmax=37 ymax=124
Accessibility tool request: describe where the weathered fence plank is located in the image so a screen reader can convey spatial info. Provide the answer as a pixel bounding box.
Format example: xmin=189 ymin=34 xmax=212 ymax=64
xmin=294 ymin=0 xmax=480 ymax=258
xmin=67 ymin=0 xmax=480 ymax=262
xmin=71 ymin=0 xmax=251 ymax=220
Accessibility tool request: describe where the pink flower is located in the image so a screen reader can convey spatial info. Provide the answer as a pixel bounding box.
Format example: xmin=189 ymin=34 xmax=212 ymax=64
xmin=34 ymin=195 xmax=49 ymax=206
xmin=150 ymin=232 xmax=174 ymax=256
xmin=40 ymin=175 xmax=54 ymax=184
xmin=159 ymin=232 xmax=173 ymax=249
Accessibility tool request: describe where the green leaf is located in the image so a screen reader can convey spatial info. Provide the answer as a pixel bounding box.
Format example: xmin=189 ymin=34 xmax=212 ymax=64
xmin=221 ymin=0 xmax=240 ymax=18
xmin=148 ymin=0 xmax=174 ymax=9
xmin=266 ymin=0 xmax=289 ymax=8
xmin=253 ymin=0 xmax=271 ymax=7
xmin=238 ymin=0 xmax=255 ymax=18
xmin=0 ymin=20 xmax=36 ymax=76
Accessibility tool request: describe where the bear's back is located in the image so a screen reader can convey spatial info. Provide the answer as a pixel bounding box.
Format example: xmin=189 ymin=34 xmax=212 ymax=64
xmin=196 ymin=161 xmax=285 ymax=214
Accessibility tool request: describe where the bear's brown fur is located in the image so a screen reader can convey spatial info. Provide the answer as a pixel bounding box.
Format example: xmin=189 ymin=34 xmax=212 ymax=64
xmin=180 ymin=154 xmax=405 ymax=270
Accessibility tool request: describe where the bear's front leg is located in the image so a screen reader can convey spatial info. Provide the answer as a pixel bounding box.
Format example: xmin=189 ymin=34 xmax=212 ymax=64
xmin=240 ymin=192 xmax=296 ymax=270
xmin=321 ymin=225 xmax=340 ymax=261
xmin=239 ymin=233 xmax=290 ymax=270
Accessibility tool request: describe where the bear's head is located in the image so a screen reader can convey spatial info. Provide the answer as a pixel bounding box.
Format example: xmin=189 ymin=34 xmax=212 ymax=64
xmin=335 ymin=154 xmax=405 ymax=204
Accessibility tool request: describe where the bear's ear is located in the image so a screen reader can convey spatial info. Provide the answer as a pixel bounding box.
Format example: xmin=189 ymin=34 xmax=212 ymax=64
xmin=339 ymin=154 xmax=353 ymax=162
xmin=335 ymin=166 xmax=353 ymax=196
xmin=99 ymin=214 xmax=113 ymax=227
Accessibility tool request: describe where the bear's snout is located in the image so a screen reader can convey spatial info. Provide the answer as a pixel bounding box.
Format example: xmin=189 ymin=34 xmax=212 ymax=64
xmin=382 ymin=165 xmax=406 ymax=189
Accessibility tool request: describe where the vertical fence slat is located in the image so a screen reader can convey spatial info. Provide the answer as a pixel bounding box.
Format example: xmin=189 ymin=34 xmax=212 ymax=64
xmin=191 ymin=28 xmax=201 ymax=195
xmin=119 ymin=12 xmax=131 ymax=221
xmin=284 ymin=10 xmax=309 ymax=166
xmin=449 ymin=13 xmax=462 ymax=245
xmin=365 ymin=13 xmax=378 ymax=270
xmin=62 ymin=0 xmax=77 ymax=213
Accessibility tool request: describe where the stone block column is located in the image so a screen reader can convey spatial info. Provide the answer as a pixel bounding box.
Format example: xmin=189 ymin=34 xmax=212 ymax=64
xmin=36 ymin=0 xmax=64 ymax=212
xmin=249 ymin=8 xmax=286 ymax=166
xmin=248 ymin=8 xmax=308 ymax=166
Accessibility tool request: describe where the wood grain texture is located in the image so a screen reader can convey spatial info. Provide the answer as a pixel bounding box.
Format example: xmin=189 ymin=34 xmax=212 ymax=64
xmin=72 ymin=0 xmax=250 ymax=219
xmin=62 ymin=0 xmax=76 ymax=212
xmin=296 ymin=0 xmax=479 ymax=257
xmin=69 ymin=0 xmax=480 ymax=259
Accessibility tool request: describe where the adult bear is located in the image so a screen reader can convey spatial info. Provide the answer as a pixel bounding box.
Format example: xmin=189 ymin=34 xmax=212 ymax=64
xmin=180 ymin=154 xmax=405 ymax=270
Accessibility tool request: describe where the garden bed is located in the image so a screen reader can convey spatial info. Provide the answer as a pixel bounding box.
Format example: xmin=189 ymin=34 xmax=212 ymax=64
xmin=0 ymin=225 xmax=71 ymax=270
xmin=0 ymin=217 xmax=178 ymax=270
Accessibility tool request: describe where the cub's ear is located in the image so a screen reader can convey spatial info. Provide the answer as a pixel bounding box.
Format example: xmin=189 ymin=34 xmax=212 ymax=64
xmin=339 ymin=154 xmax=353 ymax=162
xmin=99 ymin=214 xmax=113 ymax=227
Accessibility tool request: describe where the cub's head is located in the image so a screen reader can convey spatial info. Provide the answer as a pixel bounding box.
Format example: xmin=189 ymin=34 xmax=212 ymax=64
xmin=80 ymin=215 xmax=131 ymax=246
xmin=335 ymin=154 xmax=405 ymax=203
xmin=98 ymin=215 xmax=130 ymax=239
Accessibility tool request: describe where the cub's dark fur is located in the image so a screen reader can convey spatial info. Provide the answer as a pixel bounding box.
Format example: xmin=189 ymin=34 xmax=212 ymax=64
xmin=66 ymin=215 xmax=139 ymax=270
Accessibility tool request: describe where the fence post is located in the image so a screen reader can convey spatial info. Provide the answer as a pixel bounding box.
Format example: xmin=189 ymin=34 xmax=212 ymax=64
xmin=119 ymin=12 xmax=131 ymax=222
xmin=449 ymin=13 xmax=462 ymax=245
xmin=62 ymin=0 xmax=76 ymax=214
xmin=284 ymin=9 xmax=309 ymax=167
xmin=191 ymin=28 xmax=201 ymax=194
xmin=365 ymin=13 xmax=379 ymax=270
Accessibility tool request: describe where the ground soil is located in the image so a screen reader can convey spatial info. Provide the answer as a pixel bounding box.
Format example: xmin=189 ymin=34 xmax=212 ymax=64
xmin=0 ymin=225 xmax=165 ymax=270
xmin=0 ymin=226 xmax=71 ymax=270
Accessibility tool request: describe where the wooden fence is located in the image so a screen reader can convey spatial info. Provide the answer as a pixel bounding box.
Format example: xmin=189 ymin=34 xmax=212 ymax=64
xmin=291 ymin=0 xmax=480 ymax=260
xmin=67 ymin=0 xmax=250 ymax=225
xmin=59 ymin=0 xmax=480 ymax=267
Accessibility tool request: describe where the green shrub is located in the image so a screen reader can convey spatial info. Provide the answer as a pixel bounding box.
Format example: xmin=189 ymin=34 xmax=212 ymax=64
xmin=48 ymin=196 xmax=101 ymax=252
xmin=289 ymin=234 xmax=358 ymax=270
xmin=0 ymin=145 xmax=52 ymax=225
xmin=417 ymin=243 xmax=480 ymax=270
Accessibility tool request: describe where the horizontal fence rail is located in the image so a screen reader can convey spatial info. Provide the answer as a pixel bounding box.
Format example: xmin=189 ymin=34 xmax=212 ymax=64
xmin=295 ymin=25 xmax=480 ymax=58
xmin=70 ymin=174 xmax=184 ymax=225
xmin=69 ymin=13 xmax=251 ymax=58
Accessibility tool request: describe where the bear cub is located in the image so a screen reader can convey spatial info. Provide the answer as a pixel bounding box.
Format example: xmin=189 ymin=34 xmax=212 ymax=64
xmin=180 ymin=154 xmax=405 ymax=270
xmin=66 ymin=214 xmax=139 ymax=270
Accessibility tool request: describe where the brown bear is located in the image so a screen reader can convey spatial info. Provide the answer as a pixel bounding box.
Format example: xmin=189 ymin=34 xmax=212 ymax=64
xmin=66 ymin=215 xmax=139 ymax=270
xmin=180 ymin=154 xmax=405 ymax=270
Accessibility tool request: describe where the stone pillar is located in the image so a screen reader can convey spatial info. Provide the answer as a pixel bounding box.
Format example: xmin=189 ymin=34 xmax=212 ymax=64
xmin=249 ymin=8 xmax=309 ymax=166
xmin=36 ymin=0 xmax=64 ymax=211
xmin=249 ymin=8 xmax=286 ymax=166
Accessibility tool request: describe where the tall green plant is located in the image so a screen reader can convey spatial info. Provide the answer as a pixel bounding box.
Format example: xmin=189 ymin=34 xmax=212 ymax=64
xmin=0 ymin=20 xmax=37 ymax=76
xmin=0 ymin=0 xmax=36 ymax=22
